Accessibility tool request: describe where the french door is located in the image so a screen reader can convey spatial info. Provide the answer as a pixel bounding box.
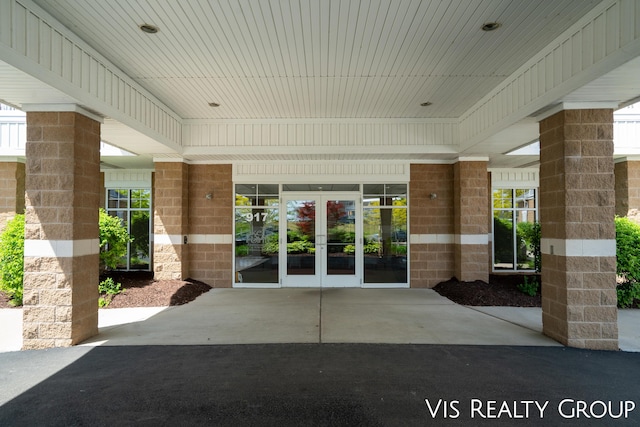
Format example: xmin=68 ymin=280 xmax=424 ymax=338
xmin=281 ymin=192 xmax=361 ymax=287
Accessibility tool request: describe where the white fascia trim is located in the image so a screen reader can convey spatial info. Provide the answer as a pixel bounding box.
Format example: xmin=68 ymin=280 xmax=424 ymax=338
xmin=410 ymin=234 xmax=489 ymax=245
xmin=24 ymin=239 xmax=99 ymax=257
xmin=540 ymin=238 xmax=616 ymax=257
xmin=189 ymin=234 xmax=233 ymax=244
xmin=535 ymin=102 xmax=620 ymax=121
xmin=154 ymin=234 xmax=184 ymax=245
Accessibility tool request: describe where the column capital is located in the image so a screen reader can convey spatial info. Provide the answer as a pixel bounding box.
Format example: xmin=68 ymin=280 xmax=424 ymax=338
xmin=22 ymin=104 xmax=104 ymax=123
xmin=535 ymin=102 xmax=618 ymax=121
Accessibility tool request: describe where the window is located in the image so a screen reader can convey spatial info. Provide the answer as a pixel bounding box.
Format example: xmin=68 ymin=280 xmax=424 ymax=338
xmin=363 ymin=184 xmax=408 ymax=283
xmin=234 ymin=184 xmax=279 ymax=284
xmin=492 ymin=188 xmax=537 ymax=271
xmin=106 ymin=189 xmax=151 ymax=270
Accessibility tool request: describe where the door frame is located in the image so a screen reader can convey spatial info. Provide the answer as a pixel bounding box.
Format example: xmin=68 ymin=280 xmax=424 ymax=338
xmin=280 ymin=192 xmax=362 ymax=287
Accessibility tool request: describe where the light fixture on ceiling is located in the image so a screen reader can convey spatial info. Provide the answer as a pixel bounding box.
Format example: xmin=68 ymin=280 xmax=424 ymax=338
xmin=139 ymin=24 xmax=159 ymax=34
xmin=208 ymin=102 xmax=220 ymax=107
xmin=481 ymin=22 xmax=501 ymax=31
xmin=420 ymin=102 xmax=432 ymax=107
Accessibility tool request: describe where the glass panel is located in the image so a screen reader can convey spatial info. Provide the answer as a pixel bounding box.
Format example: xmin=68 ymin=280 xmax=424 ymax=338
xmin=363 ymin=184 xmax=407 ymax=206
xmin=130 ymin=189 xmax=150 ymax=209
xmin=492 ymin=189 xmax=513 ymax=209
xmin=234 ymin=207 xmax=279 ymax=283
xmin=235 ymin=184 xmax=257 ymax=206
xmin=363 ymin=207 xmax=407 ymax=283
xmin=286 ymin=200 xmax=316 ymax=275
xmin=107 ymin=189 xmax=128 ymax=209
xmin=326 ymin=200 xmax=356 ymax=276
xmin=515 ymin=189 xmax=536 ymax=209
xmin=493 ymin=210 xmax=514 ymax=270
xmin=129 ymin=211 xmax=150 ymax=270
xmin=516 ymin=210 xmax=537 ymax=271
xmin=107 ymin=210 xmax=128 ymax=269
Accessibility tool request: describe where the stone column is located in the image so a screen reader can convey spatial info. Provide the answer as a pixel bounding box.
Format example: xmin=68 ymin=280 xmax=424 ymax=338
xmin=188 ymin=164 xmax=233 ymax=287
xmin=22 ymin=110 xmax=101 ymax=349
xmin=153 ymin=162 xmax=189 ymax=280
xmin=409 ymin=164 xmax=455 ymax=287
xmin=0 ymin=161 xmax=25 ymax=232
xmin=539 ymin=108 xmax=617 ymax=350
xmin=615 ymin=160 xmax=640 ymax=221
xmin=453 ymin=160 xmax=489 ymax=282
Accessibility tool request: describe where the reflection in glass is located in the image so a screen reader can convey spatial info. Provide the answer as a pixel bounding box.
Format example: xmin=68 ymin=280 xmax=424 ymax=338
xmin=493 ymin=210 xmax=514 ymax=270
xmin=326 ymin=200 xmax=356 ymax=275
xmin=363 ymin=203 xmax=407 ymax=283
xmin=129 ymin=211 xmax=150 ymax=269
xmin=234 ymin=207 xmax=279 ymax=283
xmin=286 ymin=200 xmax=316 ymax=275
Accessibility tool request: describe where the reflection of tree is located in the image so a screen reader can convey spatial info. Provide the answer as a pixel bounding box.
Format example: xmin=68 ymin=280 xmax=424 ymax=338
xmin=295 ymin=202 xmax=316 ymax=236
xmin=326 ymin=201 xmax=345 ymax=223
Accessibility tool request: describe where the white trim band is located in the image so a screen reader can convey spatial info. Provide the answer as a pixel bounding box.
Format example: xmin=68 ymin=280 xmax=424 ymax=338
xmin=541 ymin=238 xmax=616 ymax=257
xmin=189 ymin=234 xmax=233 ymax=244
xmin=410 ymin=234 xmax=489 ymax=245
xmin=154 ymin=234 xmax=184 ymax=245
xmin=24 ymin=239 xmax=99 ymax=258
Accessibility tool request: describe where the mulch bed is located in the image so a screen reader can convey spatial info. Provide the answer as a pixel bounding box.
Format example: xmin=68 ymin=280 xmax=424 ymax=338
xmin=433 ymin=274 xmax=542 ymax=307
xmin=100 ymin=271 xmax=212 ymax=308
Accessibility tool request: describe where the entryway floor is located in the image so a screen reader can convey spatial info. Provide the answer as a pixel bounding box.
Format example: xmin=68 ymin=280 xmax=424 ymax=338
xmin=2 ymin=288 xmax=639 ymax=352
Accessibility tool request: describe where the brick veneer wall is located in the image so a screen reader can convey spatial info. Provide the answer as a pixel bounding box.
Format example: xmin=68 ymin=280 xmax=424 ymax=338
xmin=188 ymin=164 xmax=233 ymax=287
xmin=409 ymin=164 xmax=455 ymax=287
xmin=539 ymin=109 xmax=617 ymax=350
xmin=615 ymin=160 xmax=640 ymax=221
xmin=153 ymin=162 xmax=189 ymax=280
xmin=453 ymin=161 xmax=489 ymax=282
xmin=22 ymin=112 xmax=100 ymax=349
xmin=0 ymin=161 xmax=25 ymax=232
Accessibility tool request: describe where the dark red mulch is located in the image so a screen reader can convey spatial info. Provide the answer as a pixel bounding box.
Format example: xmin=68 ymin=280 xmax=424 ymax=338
xmin=433 ymin=274 xmax=542 ymax=307
xmin=100 ymin=271 xmax=212 ymax=308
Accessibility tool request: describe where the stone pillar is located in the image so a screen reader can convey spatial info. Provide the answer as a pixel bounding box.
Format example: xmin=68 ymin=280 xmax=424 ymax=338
xmin=23 ymin=110 xmax=101 ymax=349
xmin=615 ymin=160 xmax=640 ymax=221
xmin=409 ymin=164 xmax=455 ymax=288
xmin=0 ymin=161 xmax=25 ymax=232
xmin=539 ymin=108 xmax=617 ymax=350
xmin=188 ymin=164 xmax=233 ymax=287
xmin=453 ymin=160 xmax=489 ymax=282
xmin=153 ymin=162 xmax=189 ymax=280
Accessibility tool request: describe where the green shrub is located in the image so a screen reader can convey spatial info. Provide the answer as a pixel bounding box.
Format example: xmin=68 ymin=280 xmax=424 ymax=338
xmin=235 ymin=244 xmax=249 ymax=256
xmin=517 ymin=276 xmax=539 ymax=297
xmin=615 ymin=217 xmax=640 ymax=308
xmin=0 ymin=215 xmax=25 ymax=306
xmin=517 ymin=222 xmax=541 ymax=272
xmin=98 ymin=277 xmax=123 ymax=308
xmin=343 ymin=244 xmax=355 ymax=254
xmin=364 ymin=242 xmax=380 ymax=254
xmin=99 ymin=208 xmax=132 ymax=271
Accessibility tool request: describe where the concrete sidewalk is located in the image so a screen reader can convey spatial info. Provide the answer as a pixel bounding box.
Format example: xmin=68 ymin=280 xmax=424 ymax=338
xmin=2 ymin=288 xmax=638 ymax=352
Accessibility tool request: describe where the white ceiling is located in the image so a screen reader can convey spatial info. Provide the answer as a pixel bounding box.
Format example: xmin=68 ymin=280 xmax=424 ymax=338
xmin=2 ymin=0 xmax=636 ymax=169
xmin=32 ymin=0 xmax=602 ymax=120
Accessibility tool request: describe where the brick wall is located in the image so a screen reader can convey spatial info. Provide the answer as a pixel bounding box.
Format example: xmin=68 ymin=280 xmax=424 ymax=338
xmin=539 ymin=109 xmax=617 ymax=350
xmin=615 ymin=160 xmax=640 ymax=221
xmin=0 ymin=161 xmax=25 ymax=232
xmin=188 ymin=164 xmax=233 ymax=287
xmin=23 ymin=111 xmax=100 ymax=349
xmin=409 ymin=164 xmax=455 ymax=287
xmin=453 ymin=161 xmax=489 ymax=282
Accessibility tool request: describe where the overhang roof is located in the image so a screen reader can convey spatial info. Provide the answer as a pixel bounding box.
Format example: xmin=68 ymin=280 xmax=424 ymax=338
xmin=1 ymin=0 xmax=639 ymax=169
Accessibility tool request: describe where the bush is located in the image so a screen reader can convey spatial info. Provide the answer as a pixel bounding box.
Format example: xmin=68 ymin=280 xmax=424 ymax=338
xmin=517 ymin=276 xmax=539 ymax=297
xmin=99 ymin=208 xmax=132 ymax=271
xmin=615 ymin=217 xmax=640 ymax=308
xmin=0 ymin=215 xmax=25 ymax=306
xmin=98 ymin=277 xmax=123 ymax=308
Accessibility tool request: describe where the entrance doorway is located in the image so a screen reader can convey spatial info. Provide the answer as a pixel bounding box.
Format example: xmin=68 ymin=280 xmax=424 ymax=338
xmin=281 ymin=192 xmax=361 ymax=287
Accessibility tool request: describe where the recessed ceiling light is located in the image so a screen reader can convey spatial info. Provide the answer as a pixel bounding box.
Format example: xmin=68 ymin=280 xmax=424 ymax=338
xmin=139 ymin=24 xmax=159 ymax=34
xmin=481 ymin=22 xmax=501 ymax=31
xmin=208 ymin=102 xmax=220 ymax=107
xmin=420 ymin=102 xmax=432 ymax=107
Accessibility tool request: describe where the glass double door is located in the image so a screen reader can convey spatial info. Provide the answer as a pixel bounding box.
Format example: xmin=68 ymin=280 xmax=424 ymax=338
xmin=282 ymin=193 xmax=361 ymax=287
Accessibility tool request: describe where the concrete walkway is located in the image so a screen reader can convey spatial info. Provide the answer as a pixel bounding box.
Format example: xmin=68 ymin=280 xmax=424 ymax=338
xmin=2 ymin=288 xmax=638 ymax=352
